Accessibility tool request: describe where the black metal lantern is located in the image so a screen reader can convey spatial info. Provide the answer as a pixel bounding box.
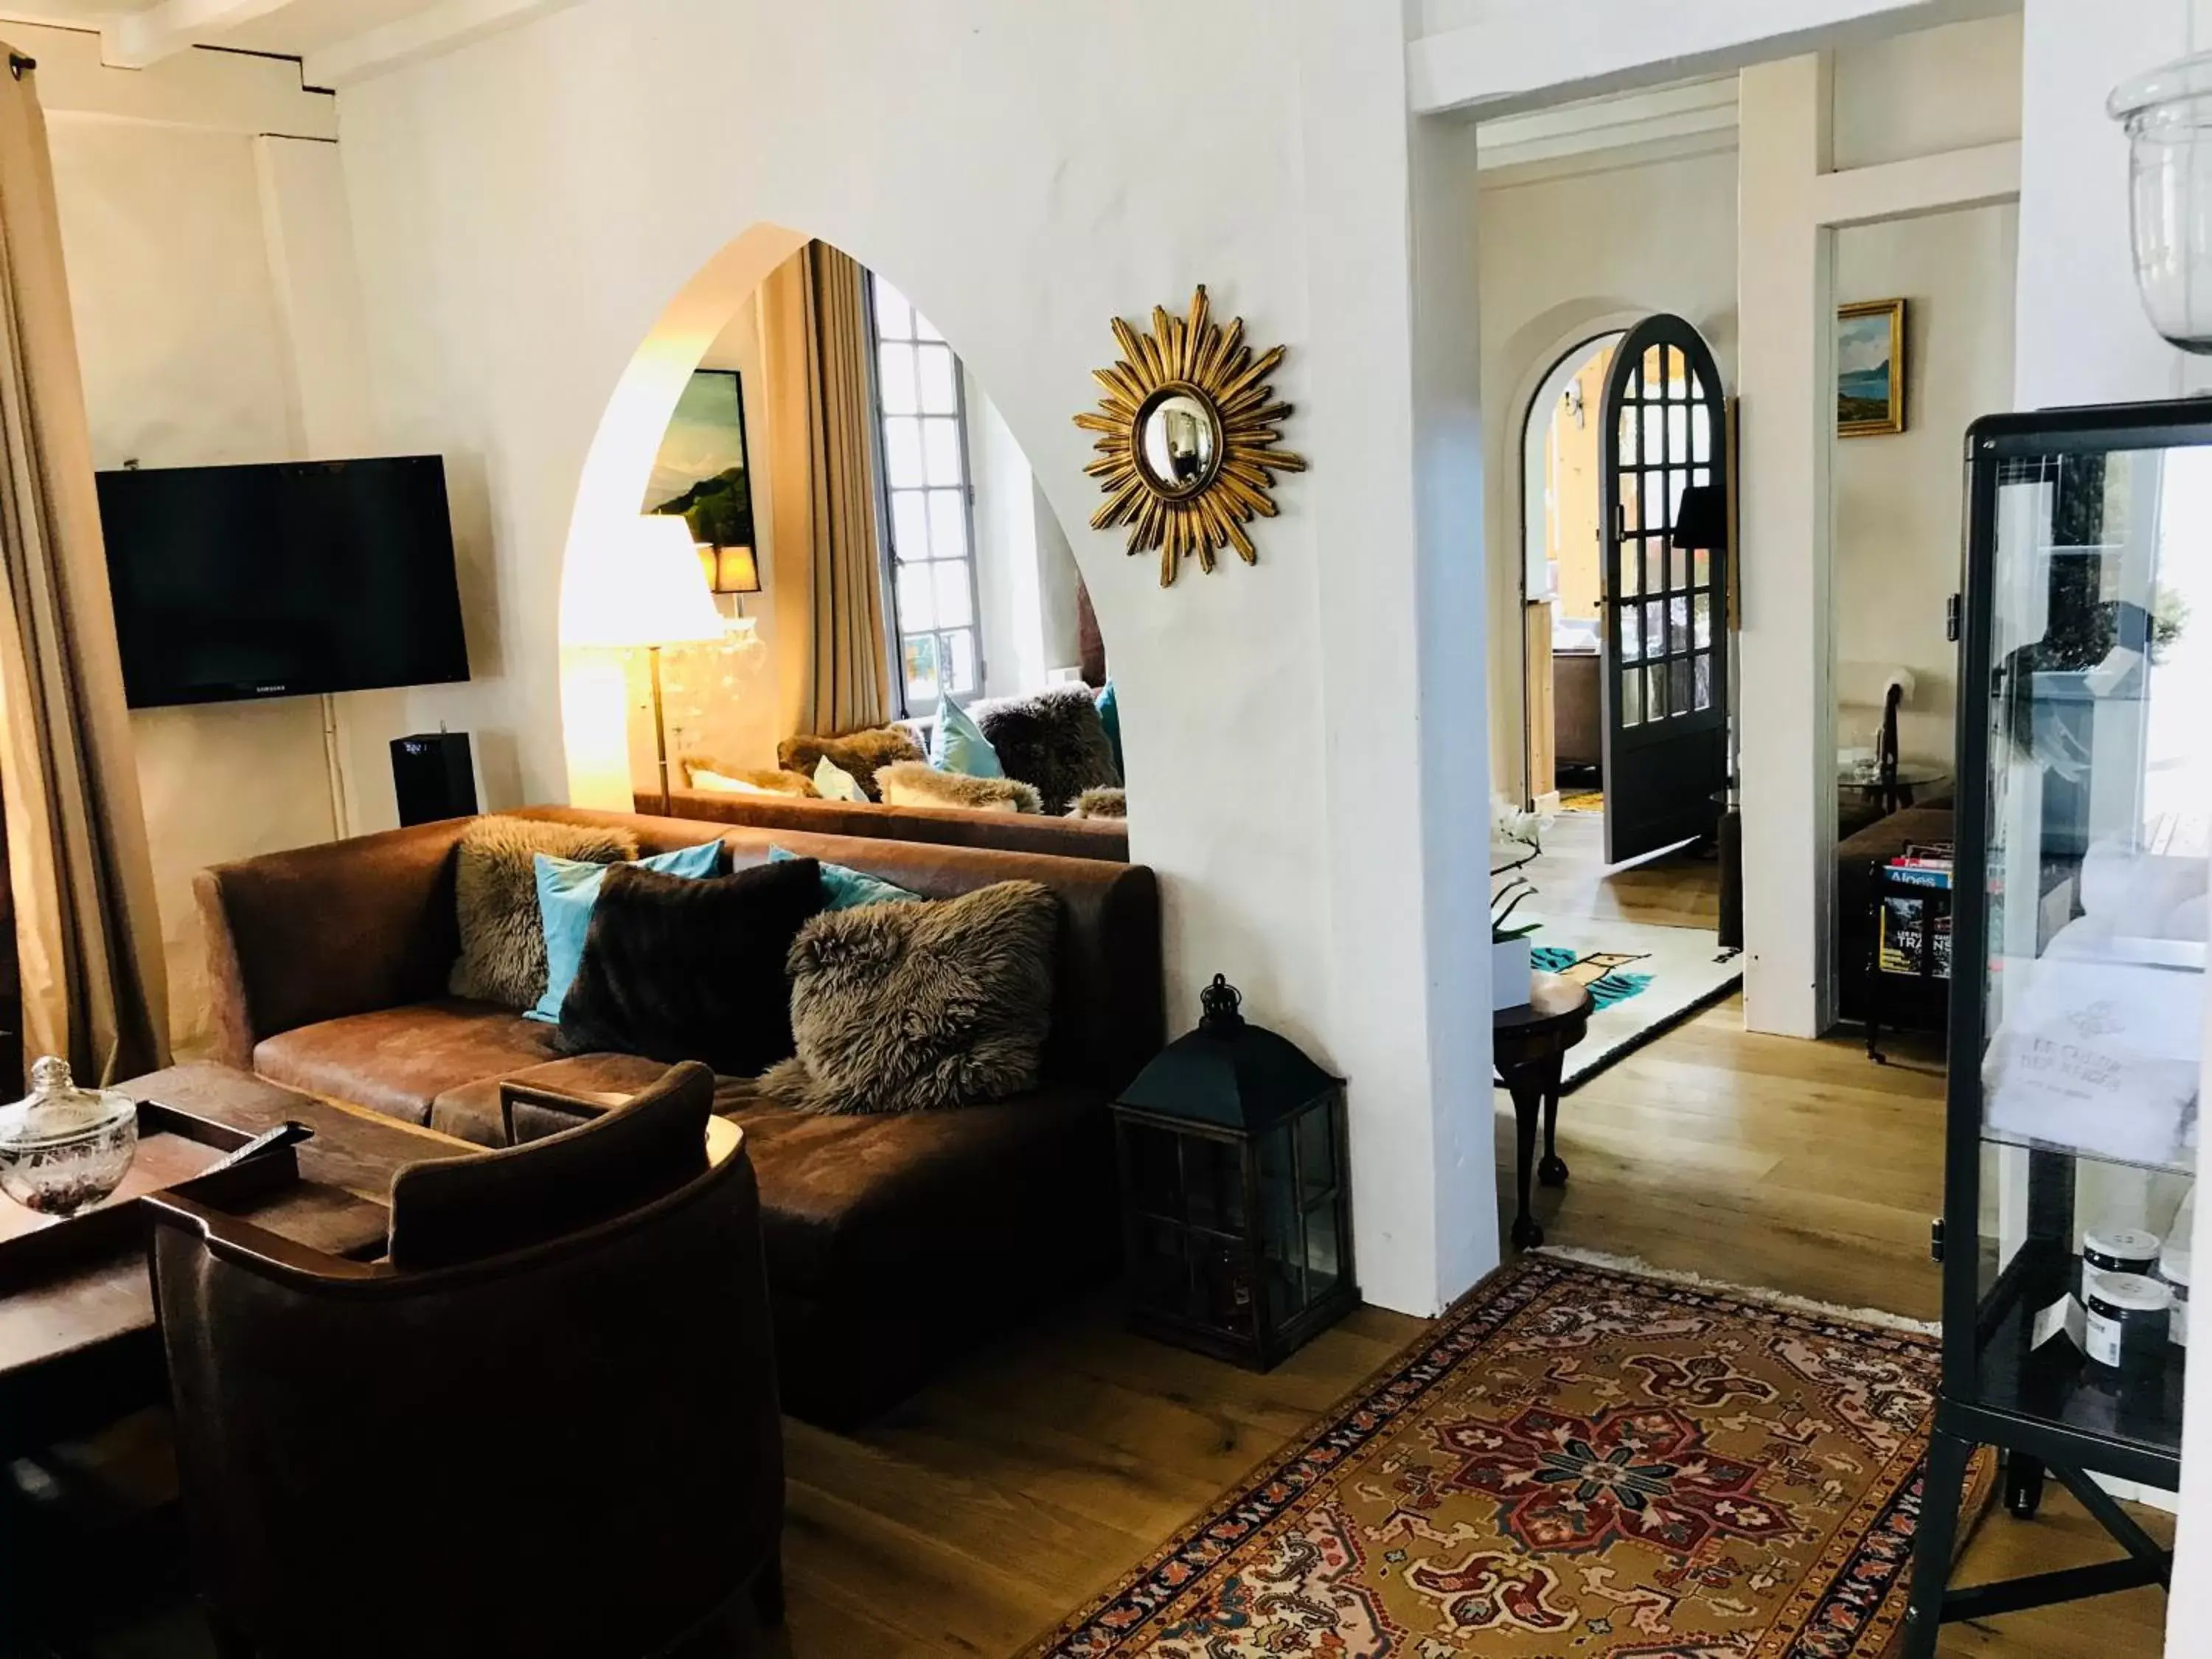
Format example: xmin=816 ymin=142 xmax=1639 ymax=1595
xmin=1111 ymin=975 xmax=1356 ymax=1370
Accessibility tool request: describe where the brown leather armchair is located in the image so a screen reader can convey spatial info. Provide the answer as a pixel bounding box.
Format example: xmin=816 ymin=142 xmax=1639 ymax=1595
xmin=144 ymin=1062 xmax=784 ymax=1659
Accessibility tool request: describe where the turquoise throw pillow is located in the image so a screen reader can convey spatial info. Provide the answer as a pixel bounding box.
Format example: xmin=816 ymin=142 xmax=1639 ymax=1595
xmin=526 ymin=839 xmax=724 ymax=1023
xmin=770 ymin=845 xmax=921 ymax=911
xmin=929 ymin=693 xmax=1003 ymax=778
xmin=1096 ymin=679 xmax=1124 ymax=778
xmin=813 ymin=755 xmax=869 ymax=802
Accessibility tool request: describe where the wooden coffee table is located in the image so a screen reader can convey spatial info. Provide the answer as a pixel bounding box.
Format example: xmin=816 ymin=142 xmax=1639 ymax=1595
xmin=1494 ymin=972 xmax=1593 ymax=1251
xmin=0 ymin=1061 xmax=472 ymax=1459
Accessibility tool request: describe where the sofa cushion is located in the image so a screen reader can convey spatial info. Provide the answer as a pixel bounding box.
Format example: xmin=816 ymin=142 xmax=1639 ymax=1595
xmin=776 ymin=726 xmax=925 ymax=801
xmin=973 ymin=684 xmax=1121 ymax=814
xmin=762 ymin=880 xmax=1060 ymax=1116
xmin=556 ymin=859 xmax=824 ymax=1077
xmin=876 ymin=761 xmax=1040 ymax=815
xmin=429 ymin=1051 xmax=762 ymax=1147
xmin=450 ymin=815 xmax=637 ymax=1009
xmin=254 ymin=998 xmax=559 ymax=1125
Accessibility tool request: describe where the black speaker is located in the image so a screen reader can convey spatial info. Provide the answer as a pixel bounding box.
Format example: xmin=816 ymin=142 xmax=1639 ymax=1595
xmin=391 ymin=731 xmax=478 ymax=826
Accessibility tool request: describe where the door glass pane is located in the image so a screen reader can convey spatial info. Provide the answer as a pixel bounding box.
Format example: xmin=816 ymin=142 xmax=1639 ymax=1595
xmin=1670 ymin=540 xmax=1688 ymax=594
xmin=1667 ymin=404 xmax=1689 ymax=459
xmin=1646 ymin=661 xmax=1668 ymax=719
xmin=1694 ymin=546 xmax=1712 ymax=589
xmin=1644 ymin=599 xmax=1666 ymax=655
xmin=916 ymin=344 xmax=958 ymax=414
xmin=1666 ymin=346 xmax=1686 ymax=397
xmin=1618 ymin=537 xmax=1640 ymax=598
xmin=1644 ymin=539 xmax=1666 ymax=594
xmin=933 ymin=561 xmax=973 ymax=629
xmin=1618 ymin=471 xmax=1641 ymax=534
xmin=1669 ymin=595 xmax=1689 ymax=647
xmin=1621 ymin=669 xmax=1643 ymax=727
xmin=1670 ymin=655 xmax=1692 ymax=714
xmin=1668 ymin=470 xmax=1689 ymax=530
xmin=877 ymin=343 xmax=919 ymax=415
xmin=945 ymin=627 xmax=978 ymax=694
xmin=1618 ymin=403 xmax=1639 ymax=460
xmin=883 ymin=417 xmax=924 ymax=488
xmin=928 ymin=489 xmax=968 ymax=561
xmin=1694 ymin=651 xmax=1713 ymax=710
xmin=1694 ymin=592 xmax=1712 ymax=649
xmin=896 ymin=560 xmax=936 ymax=630
xmin=1619 ymin=600 xmax=1641 ymax=662
xmin=889 ymin=490 xmax=930 ymax=561
xmin=922 ymin=417 xmax=964 ymax=485
xmin=902 ymin=633 xmax=940 ymax=703
xmin=1643 ymin=344 xmax=1666 ymax=385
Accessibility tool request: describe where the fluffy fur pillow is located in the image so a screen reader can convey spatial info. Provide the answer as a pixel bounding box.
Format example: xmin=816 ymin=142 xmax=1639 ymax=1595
xmin=450 ymin=815 xmax=637 ymax=1008
xmin=762 ymin=880 xmax=1060 ymax=1115
xmin=555 ymin=858 xmax=824 ymax=1077
xmin=776 ymin=726 xmax=925 ymax=800
xmin=1066 ymin=786 xmax=1127 ymax=820
xmin=684 ymin=757 xmax=817 ymax=797
xmin=973 ymin=684 xmax=1121 ymax=814
xmin=877 ymin=760 xmax=1041 ymax=815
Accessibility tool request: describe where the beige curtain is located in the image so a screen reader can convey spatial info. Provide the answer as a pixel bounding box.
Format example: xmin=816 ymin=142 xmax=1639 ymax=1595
xmin=0 ymin=50 xmax=168 ymax=1085
xmin=762 ymin=240 xmax=890 ymax=735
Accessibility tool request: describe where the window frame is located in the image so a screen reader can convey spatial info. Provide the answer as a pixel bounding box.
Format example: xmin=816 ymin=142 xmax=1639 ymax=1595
xmin=864 ymin=272 xmax=985 ymax=718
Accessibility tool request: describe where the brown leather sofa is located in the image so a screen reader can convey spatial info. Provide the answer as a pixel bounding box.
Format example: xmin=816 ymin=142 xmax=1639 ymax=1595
xmin=647 ymin=783 xmax=1129 ymax=860
xmin=194 ymin=807 xmax=1164 ymax=1424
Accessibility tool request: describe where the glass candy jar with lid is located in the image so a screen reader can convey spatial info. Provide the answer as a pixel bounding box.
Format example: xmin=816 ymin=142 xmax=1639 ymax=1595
xmin=0 ymin=1056 xmax=139 ymax=1217
xmin=2112 ymin=52 xmax=2212 ymax=352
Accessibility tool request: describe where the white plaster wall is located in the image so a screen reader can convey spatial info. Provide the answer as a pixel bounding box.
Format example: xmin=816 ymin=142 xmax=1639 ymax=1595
xmin=1832 ymin=202 xmax=2018 ymax=768
xmin=1830 ymin=11 xmax=2023 ymax=168
xmin=1476 ymin=146 xmax=1740 ymax=798
xmin=46 ymin=110 xmax=339 ymax=1054
xmin=970 ymin=369 xmax=1048 ymax=700
xmin=335 ymin=0 xmax=1495 ymax=1315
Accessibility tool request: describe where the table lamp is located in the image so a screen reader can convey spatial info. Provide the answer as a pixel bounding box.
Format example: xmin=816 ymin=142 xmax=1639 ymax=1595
xmin=568 ymin=515 xmax=728 ymax=813
xmin=699 ymin=543 xmax=762 ymax=618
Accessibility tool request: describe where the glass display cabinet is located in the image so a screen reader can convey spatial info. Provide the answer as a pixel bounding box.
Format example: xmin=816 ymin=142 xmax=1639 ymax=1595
xmin=1904 ymin=401 xmax=2208 ymax=1655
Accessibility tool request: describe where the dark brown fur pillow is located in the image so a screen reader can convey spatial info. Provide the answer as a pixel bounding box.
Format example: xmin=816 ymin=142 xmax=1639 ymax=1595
xmin=972 ymin=684 xmax=1121 ymax=814
xmin=776 ymin=726 xmax=925 ymax=800
xmin=555 ymin=858 xmax=824 ymax=1077
xmin=760 ymin=880 xmax=1060 ymax=1115
xmin=449 ymin=815 xmax=637 ymax=1008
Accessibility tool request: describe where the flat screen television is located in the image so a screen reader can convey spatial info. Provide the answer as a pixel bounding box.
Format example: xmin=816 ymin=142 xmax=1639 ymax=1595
xmin=95 ymin=456 xmax=471 ymax=709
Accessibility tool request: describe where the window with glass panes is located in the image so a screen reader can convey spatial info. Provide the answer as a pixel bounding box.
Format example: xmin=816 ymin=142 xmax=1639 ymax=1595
xmin=869 ymin=276 xmax=980 ymax=712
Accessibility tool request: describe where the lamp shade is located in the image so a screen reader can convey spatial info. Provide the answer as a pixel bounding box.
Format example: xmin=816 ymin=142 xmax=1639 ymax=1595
xmin=566 ymin=516 xmax=728 ymax=650
xmin=1669 ymin=484 xmax=1728 ymax=552
xmin=700 ymin=543 xmax=762 ymax=595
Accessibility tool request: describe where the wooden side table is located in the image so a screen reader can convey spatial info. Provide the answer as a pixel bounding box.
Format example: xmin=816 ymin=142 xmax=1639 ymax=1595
xmin=1494 ymin=972 xmax=1593 ymax=1250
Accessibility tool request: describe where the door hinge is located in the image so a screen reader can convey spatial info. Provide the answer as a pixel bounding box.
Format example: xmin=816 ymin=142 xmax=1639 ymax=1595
xmin=1945 ymin=594 xmax=1962 ymax=643
xmin=1930 ymin=1217 xmax=1947 ymax=1264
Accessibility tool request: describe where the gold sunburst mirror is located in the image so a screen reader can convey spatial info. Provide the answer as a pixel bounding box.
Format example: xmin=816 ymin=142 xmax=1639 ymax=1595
xmin=1075 ymin=285 xmax=1306 ymax=586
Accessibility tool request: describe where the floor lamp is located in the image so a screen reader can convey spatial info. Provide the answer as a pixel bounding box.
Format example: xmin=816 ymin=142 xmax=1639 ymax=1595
xmin=570 ymin=516 xmax=731 ymax=814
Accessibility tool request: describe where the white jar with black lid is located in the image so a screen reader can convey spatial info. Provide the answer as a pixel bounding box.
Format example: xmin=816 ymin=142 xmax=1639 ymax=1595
xmin=2084 ymin=1272 xmax=2173 ymax=1377
xmin=2160 ymin=1243 xmax=2191 ymax=1348
xmin=2082 ymin=1228 xmax=2161 ymax=1299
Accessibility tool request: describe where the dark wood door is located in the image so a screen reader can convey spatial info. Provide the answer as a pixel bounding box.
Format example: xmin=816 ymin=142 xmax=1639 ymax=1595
xmin=1598 ymin=316 xmax=1728 ymax=863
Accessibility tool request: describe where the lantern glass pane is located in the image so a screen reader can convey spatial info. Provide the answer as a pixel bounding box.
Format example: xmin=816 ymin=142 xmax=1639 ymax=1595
xmin=1304 ymin=1198 xmax=1342 ymax=1301
xmin=1134 ymin=1215 xmax=1186 ymax=1312
xmin=1124 ymin=1123 xmax=1182 ymax=1219
xmin=1183 ymin=1135 xmax=1245 ymax=1235
xmin=1296 ymin=1102 xmax=1337 ymax=1200
xmin=1267 ymin=1253 xmax=1304 ymax=1330
xmin=1257 ymin=1122 xmax=1298 ymax=1257
xmin=1194 ymin=1234 xmax=1250 ymax=1332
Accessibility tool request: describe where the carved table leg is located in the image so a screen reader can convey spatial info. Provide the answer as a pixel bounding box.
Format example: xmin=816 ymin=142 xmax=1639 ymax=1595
xmin=1539 ymin=1079 xmax=1569 ymax=1188
xmin=1498 ymin=1051 xmax=1565 ymax=1251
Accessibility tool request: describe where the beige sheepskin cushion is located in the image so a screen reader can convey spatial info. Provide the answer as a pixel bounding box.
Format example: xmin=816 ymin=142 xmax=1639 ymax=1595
xmin=449 ymin=815 xmax=637 ymax=1008
xmin=776 ymin=726 xmax=925 ymax=800
xmin=1066 ymin=786 xmax=1127 ymax=820
xmin=684 ymin=758 xmax=817 ymax=797
xmin=877 ymin=760 xmax=1042 ymax=815
xmin=760 ymin=880 xmax=1060 ymax=1115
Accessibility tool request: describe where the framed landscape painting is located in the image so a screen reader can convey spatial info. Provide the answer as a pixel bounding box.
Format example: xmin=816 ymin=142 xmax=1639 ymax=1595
xmin=1837 ymin=299 xmax=1907 ymax=437
xmin=644 ymin=368 xmax=754 ymax=546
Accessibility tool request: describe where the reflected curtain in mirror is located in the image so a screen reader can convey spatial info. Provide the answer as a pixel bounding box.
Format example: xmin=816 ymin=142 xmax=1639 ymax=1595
xmin=762 ymin=241 xmax=888 ymax=734
xmin=0 ymin=51 xmax=167 ymax=1083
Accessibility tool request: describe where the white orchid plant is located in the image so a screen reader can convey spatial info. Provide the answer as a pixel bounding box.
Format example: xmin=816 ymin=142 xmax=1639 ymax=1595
xmin=1490 ymin=793 xmax=1553 ymax=944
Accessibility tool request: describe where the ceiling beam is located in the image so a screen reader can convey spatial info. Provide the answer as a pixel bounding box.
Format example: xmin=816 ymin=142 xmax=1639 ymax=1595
xmin=304 ymin=0 xmax=588 ymax=88
xmin=102 ymin=0 xmax=299 ymax=70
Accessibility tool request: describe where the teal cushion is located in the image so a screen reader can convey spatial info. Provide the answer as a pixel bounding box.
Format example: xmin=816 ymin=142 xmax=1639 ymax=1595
xmin=770 ymin=845 xmax=921 ymax=911
xmin=526 ymin=839 xmax=724 ymax=1023
xmin=1096 ymin=679 xmax=1124 ymax=778
xmin=929 ymin=693 xmax=1003 ymax=778
xmin=813 ymin=755 xmax=869 ymax=802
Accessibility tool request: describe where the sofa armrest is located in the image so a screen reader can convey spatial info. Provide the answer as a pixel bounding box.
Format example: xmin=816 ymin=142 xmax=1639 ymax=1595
xmin=196 ymin=820 xmax=474 ymax=1062
xmin=501 ymin=1079 xmax=616 ymax=1146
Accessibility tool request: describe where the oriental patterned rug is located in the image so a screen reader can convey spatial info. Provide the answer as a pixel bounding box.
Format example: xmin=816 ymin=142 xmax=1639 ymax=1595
xmin=1026 ymin=1255 xmax=1989 ymax=1659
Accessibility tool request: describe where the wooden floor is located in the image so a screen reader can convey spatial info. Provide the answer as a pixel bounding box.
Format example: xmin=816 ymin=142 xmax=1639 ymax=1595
xmin=100 ymin=1004 xmax=2171 ymax=1658
xmin=1522 ymin=802 xmax=1722 ymax=931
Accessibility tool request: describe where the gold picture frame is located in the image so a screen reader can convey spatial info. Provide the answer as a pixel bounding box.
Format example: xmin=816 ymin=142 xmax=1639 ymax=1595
xmin=1074 ymin=285 xmax=1306 ymax=586
xmin=1837 ymin=298 xmax=1907 ymax=438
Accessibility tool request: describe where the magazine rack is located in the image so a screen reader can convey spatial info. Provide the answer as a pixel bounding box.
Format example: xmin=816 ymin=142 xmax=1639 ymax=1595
xmin=1902 ymin=400 xmax=2206 ymax=1655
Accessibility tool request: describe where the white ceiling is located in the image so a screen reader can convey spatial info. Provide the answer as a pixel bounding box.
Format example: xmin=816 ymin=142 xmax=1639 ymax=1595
xmin=0 ymin=1 xmax=550 ymax=83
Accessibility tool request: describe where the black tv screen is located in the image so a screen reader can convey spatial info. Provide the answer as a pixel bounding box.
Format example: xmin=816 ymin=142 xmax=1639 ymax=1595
xmin=96 ymin=456 xmax=471 ymax=709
